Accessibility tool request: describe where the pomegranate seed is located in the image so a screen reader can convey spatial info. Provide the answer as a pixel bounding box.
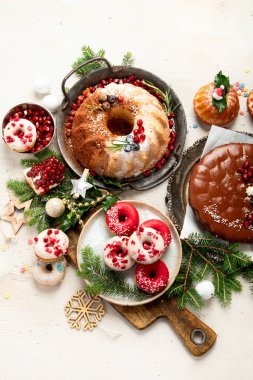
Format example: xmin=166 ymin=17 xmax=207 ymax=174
xmin=237 ymin=168 xmax=245 ymax=175
xmin=139 ymin=134 xmax=146 ymax=143
xmin=170 ymin=138 xmax=176 ymax=145
xmin=247 ymin=213 xmax=253 ymax=221
xmin=170 ymin=131 xmax=177 ymax=138
xmin=156 ymin=162 xmax=162 ymax=170
xmin=144 ymin=170 xmax=151 ymax=177
xmin=138 ymin=126 xmax=145 ymax=134
xmin=137 ymin=119 xmax=143 ymax=127
xmin=243 ymin=220 xmax=250 ymax=229
xmin=243 ymin=161 xmax=250 ymax=169
xmin=133 ymin=129 xmax=139 ymax=135
xmin=129 ymin=75 xmax=134 ymax=82
xmin=89 ymin=87 xmax=95 ymax=93
xmin=248 ymin=171 xmax=253 ymax=178
xmin=135 ymin=79 xmax=141 ymax=86
xmin=161 ymin=158 xmax=166 ymax=165
xmin=169 ymin=120 xmax=174 ymax=127
xmin=168 ymin=112 xmax=174 ymax=118
xmin=118 ymin=96 xmax=124 ymax=103
xmin=114 ymin=79 xmax=120 ymax=84
xmin=101 ymin=80 xmax=107 ymax=86
xmin=164 ymin=151 xmax=170 ymax=158
xmin=108 ymin=78 xmax=113 ymax=83
xmin=134 ymin=136 xmax=140 ymax=143
xmin=169 ymin=144 xmax=175 ymax=151
xmin=242 ymin=174 xmax=248 ymax=182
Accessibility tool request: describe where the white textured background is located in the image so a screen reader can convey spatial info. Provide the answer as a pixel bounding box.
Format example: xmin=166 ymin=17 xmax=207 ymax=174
xmin=0 ymin=1 xmax=253 ymax=379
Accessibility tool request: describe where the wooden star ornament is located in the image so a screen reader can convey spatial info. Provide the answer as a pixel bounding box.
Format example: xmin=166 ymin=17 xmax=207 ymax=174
xmin=2 ymin=198 xmax=32 ymax=234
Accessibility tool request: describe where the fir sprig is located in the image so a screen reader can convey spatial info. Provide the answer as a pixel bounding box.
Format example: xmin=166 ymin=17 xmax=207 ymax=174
xmin=167 ymin=233 xmax=252 ymax=310
xmin=143 ymin=80 xmax=180 ymax=115
xmin=72 ymin=45 xmax=134 ymax=77
xmin=77 ymin=246 xmax=149 ymax=301
xmin=122 ymin=52 xmax=135 ymax=66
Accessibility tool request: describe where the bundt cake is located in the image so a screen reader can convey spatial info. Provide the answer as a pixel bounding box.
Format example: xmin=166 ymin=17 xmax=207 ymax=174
xmin=71 ymin=83 xmax=170 ymax=179
xmin=194 ymin=83 xmax=239 ymax=126
xmin=189 ymin=143 xmax=253 ymax=243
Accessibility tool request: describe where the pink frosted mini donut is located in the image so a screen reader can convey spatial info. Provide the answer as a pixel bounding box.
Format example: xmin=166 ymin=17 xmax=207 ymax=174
xmin=32 ymin=257 xmax=66 ymax=286
xmin=103 ymin=236 xmax=135 ymax=271
xmin=3 ymin=118 xmax=36 ymax=152
xmin=140 ymin=219 xmax=171 ymax=247
xmin=128 ymin=226 xmax=165 ymax=264
xmin=33 ymin=228 xmax=69 ymax=262
xmin=105 ymin=201 xmax=139 ymax=236
xmin=135 ymin=260 xmax=169 ymax=294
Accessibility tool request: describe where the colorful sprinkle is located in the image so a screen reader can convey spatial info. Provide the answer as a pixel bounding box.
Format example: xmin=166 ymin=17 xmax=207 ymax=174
xmin=20 ymin=265 xmax=29 ymax=273
xmin=233 ymin=82 xmax=249 ymax=97
xmin=192 ymin=123 xmax=198 ymax=129
xmin=1 ymin=244 xmax=7 ymax=252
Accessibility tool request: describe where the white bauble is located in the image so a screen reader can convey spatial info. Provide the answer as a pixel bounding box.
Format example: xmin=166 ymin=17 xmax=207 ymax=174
xmin=195 ymin=280 xmax=215 ymax=300
xmin=45 ymin=198 xmax=65 ymax=218
xmin=34 ymin=76 xmax=51 ymax=95
xmin=42 ymin=94 xmax=61 ymax=112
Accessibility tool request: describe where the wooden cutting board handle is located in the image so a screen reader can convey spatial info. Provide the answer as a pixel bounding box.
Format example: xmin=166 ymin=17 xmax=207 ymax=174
xmin=150 ymin=297 xmax=216 ymax=356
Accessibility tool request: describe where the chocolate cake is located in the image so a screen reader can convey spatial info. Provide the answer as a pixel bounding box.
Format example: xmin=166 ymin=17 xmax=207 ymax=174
xmin=189 ymin=143 xmax=253 ymax=242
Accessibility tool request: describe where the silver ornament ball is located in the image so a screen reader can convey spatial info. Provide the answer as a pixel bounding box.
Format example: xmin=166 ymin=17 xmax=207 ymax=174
xmin=45 ymin=198 xmax=65 ymax=218
xmin=195 ymin=280 xmax=215 ymax=300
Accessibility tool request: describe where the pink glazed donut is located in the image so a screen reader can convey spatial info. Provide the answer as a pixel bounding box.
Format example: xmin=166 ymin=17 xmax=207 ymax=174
xmin=103 ymin=236 xmax=135 ymax=271
xmin=140 ymin=219 xmax=171 ymax=247
xmin=106 ymin=202 xmax=139 ymax=236
xmin=128 ymin=226 xmax=165 ymax=264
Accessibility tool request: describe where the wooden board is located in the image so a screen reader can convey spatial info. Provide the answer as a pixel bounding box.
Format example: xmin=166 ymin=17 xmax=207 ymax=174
xmin=67 ymin=208 xmax=217 ymax=356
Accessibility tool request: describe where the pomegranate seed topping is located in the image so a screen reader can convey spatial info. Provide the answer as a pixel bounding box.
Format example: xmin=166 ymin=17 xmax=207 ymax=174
xmin=144 ymin=170 xmax=151 ymax=177
xmin=243 ymin=220 xmax=250 ymax=229
xmin=156 ymin=162 xmax=162 ymax=170
xmin=168 ymin=112 xmax=174 ymax=118
xmin=164 ymin=151 xmax=170 ymax=158
xmin=243 ymin=161 xmax=250 ymax=169
xmin=114 ymin=79 xmax=120 ymax=84
xmin=169 ymin=144 xmax=175 ymax=151
xmin=169 ymin=120 xmax=174 ymax=127
xmin=139 ymin=134 xmax=146 ymax=143
xmin=118 ymin=96 xmax=124 ymax=103
xmin=247 ymin=213 xmax=253 ymax=221
xmin=134 ymin=136 xmax=140 ymax=143
xmin=138 ymin=126 xmax=145 ymax=134
xmin=170 ymin=138 xmax=176 ymax=145
xmin=242 ymin=174 xmax=248 ymax=182
xmin=161 ymin=158 xmax=166 ymax=165
xmin=89 ymin=87 xmax=95 ymax=93
xmin=133 ymin=129 xmax=139 ymax=135
xmin=129 ymin=75 xmax=134 ymax=82
xmin=237 ymin=168 xmax=245 ymax=175
xmin=137 ymin=119 xmax=143 ymax=127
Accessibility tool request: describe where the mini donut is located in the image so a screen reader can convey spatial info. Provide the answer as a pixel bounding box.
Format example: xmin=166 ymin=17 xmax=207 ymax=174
xmin=140 ymin=219 xmax=171 ymax=247
xmin=106 ymin=201 xmax=139 ymax=236
xmin=3 ymin=118 xmax=36 ymax=152
xmin=33 ymin=228 xmax=69 ymax=262
xmin=247 ymin=89 xmax=253 ymax=118
xmin=128 ymin=226 xmax=165 ymax=264
xmin=135 ymin=260 xmax=169 ymax=294
xmin=32 ymin=257 xmax=66 ymax=286
xmin=103 ymin=236 xmax=135 ymax=271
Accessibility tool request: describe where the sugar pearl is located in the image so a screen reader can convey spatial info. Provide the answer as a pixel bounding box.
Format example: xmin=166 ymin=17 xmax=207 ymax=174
xmin=34 ymin=76 xmax=51 ymax=95
xmin=195 ymin=280 xmax=215 ymax=300
xmin=42 ymin=94 xmax=61 ymax=112
xmin=45 ymin=198 xmax=65 ymax=218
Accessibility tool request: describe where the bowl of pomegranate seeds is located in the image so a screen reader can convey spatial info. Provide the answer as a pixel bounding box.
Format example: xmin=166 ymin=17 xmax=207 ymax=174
xmin=2 ymin=102 xmax=55 ymax=154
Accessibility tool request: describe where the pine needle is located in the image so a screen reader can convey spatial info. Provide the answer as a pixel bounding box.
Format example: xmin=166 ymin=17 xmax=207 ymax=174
xmin=122 ymin=52 xmax=135 ymax=66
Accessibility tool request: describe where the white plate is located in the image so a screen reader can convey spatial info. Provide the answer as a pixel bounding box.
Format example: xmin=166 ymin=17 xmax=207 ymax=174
xmin=77 ymin=200 xmax=182 ymax=306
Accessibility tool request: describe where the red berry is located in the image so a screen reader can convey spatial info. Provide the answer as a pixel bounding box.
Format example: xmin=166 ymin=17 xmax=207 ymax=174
xmin=144 ymin=170 xmax=151 ymax=177
xmin=170 ymin=131 xmax=177 ymax=138
xmin=170 ymin=138 xmax=176 ymax=145
xmin=169 ymin=144 xmax=175 ymax=151
xmin=243 ymin=220 xmax=250 ymax=229
xmin=169 ymin=120 xmax=174 ymax=127
xmin=243 ymin=161 xmax=250 ymax=169
xmin=156 ymin=161 xmax=162 ymax=170
xmin=134 ymin=136 xmax=140 ymax=143
xmin=139 ymin=134 xmax=146 ymax=143
xmin=138 ymin=126 xmax=145 ymax=134
xmin=137 ymin=119 xmax=143 ymax=127
xmin=133 ymin=129 xmax=139 ymax=135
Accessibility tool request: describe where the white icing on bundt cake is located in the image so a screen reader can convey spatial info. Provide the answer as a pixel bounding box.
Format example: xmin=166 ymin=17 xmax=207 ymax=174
xmin=71 ymin=83 xmax=170 ymax=179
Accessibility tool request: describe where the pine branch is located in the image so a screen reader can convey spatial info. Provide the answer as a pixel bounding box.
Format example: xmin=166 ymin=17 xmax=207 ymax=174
xmin=122 ymin=52 xmax=135 ymax=66
xmin=77 ymin=246 xmax=149 ymax=301
xmin=72 ymin=45 xmax=106 ymax=76
xmin=7 ymin=179 xmax=34 ymax=202
xmin=167 ymin=233 xmax=252 ymax=310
